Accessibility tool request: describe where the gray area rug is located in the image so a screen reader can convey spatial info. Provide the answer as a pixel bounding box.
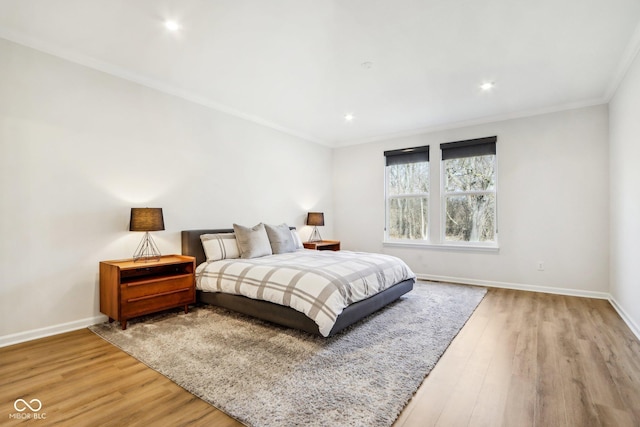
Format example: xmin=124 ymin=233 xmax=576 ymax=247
xmin=90 ymin=281 xmax=486 ymax=427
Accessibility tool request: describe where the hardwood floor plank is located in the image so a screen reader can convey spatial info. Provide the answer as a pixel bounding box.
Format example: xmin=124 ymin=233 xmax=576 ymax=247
xmin=502 ymin=375 xmax=536 ymax=427
xmin=593 ymin=404 xmax=637 ymax=427
xmin=576 ymin=298 xmax=640 ymax=424
xmin=501 ymin=290 xmax=538 ymax=427
xmin=2 ymin=287 xmax=640 ymax=427
xmin=434 ymin=309 xmax=506 ymax=426
xmin=577 ymin=338 xmax=627 ymax=411
xmin=394 ymin=290 xmax=493 ymax=427
xmin=535 ymin=319 xmax=567 ymax=425
xmin=467 ymin=313 xmax=518 ymax=426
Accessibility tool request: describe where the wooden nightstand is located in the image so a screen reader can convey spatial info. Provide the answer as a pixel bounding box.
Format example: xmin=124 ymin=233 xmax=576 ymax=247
xmin=99 ymin=255 xmax=196 ymax=330
xmin=303 ymin=240 xmax=341 ymax=251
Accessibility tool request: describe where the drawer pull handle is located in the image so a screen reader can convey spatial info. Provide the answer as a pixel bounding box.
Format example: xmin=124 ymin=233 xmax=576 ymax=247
xmin=127 ymin=287 xmax=191 ymax=303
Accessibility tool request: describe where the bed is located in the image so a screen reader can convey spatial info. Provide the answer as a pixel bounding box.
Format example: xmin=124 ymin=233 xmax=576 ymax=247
xmin=181 ymin=227 xmax=415 ymax=336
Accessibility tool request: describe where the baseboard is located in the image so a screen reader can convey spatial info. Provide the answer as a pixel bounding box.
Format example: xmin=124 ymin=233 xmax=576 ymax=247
xmin=0 ymin=315 xmax=108 ymax=348
xmin=417 ymin=273 xmax=611 ymax=300
xmin=417 ymin=274 xmax=640 ymax=341
xmin=608 ymin=297 xmax=640 ymax=341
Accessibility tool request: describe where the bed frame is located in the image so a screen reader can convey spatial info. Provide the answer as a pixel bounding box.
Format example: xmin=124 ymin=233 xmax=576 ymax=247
xmin=181 ymin=228 xmax=414 ymax=336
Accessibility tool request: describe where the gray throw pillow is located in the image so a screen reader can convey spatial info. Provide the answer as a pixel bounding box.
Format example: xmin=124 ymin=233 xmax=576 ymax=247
xmin=265 ymin=223 xmax=296 ymax=254
xmin=233 ymin=223 xmax=273 ymax=259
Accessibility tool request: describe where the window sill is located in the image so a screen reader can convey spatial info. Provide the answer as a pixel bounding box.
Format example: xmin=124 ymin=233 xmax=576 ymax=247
xmin=383 ymin=241 xmax=500 ymax=252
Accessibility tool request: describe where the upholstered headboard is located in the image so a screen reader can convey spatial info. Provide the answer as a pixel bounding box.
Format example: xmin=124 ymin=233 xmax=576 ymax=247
xmin=181 ymin=229 xmax=233 ymax=266
xmin=181 ymin=227 xmax=298 ymax=266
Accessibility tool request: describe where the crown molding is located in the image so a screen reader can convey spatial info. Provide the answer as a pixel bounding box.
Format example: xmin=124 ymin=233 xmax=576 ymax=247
xmin=604 ymin=19 xmax=640 ymax=101
xmin=332 ymin=98 xmax=607 ymax=148
xmin=0 ymin=29 xmax=326 ymax=146
xmin=0 ymin=23 xmax=628 ymax=150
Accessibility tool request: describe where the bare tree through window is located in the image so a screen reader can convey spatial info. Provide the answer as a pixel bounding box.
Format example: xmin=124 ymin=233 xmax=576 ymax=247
xmin=384 ymin=146 xmax=430 ymax=241
xmin=384 ymin=138 xmax=496 ymax=245
xmin=443 ymin=155 xmax=496 ymax=242
xmin=387 ymin=162 xmax=429 ymax=240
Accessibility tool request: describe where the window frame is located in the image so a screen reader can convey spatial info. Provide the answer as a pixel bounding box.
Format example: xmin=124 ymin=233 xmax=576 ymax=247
xmin=382 ymin=137 xmax=499 ymax=250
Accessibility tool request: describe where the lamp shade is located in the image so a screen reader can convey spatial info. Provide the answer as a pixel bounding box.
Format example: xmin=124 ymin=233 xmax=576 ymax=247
xmin=130 ymin=208 xmax=165 ymax=232
xmin=306 ymin=212 xmax=325 ymax=227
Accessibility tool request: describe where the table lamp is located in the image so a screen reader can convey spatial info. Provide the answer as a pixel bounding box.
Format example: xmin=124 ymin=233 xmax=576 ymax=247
xmin=130 ymin=208 xmax=164 ymax=262
xmin=306 ymin=212 xmax=324 ymax=242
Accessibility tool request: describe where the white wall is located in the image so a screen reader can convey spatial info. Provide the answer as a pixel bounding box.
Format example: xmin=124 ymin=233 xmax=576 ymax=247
xmin=609 ymin=50 xmax=640 ymax=336
xmin=0 ymin=38 xmax=333 ymax=343
xmin=0 ymin=33 xmax=626 ymax=344
xmin=334 ymin=105 xmax=610 ymax=295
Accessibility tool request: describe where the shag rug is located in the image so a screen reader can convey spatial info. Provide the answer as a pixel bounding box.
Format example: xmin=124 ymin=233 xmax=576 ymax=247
xmin=90 ymin=281 xmax=486 ymax=427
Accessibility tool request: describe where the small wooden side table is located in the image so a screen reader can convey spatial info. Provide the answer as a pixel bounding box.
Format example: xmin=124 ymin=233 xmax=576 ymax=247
xmin=303 ymin=240 xmax=341 ymax=251
xmin=99 ymin=255 xmax=196 ymax=329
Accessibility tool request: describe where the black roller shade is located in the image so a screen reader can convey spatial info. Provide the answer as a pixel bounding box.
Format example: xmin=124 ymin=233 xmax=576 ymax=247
xmin=440 ymin=136 xmax=496 ymax=160
xmin=384 ymin=145 xmax=429 ymax=166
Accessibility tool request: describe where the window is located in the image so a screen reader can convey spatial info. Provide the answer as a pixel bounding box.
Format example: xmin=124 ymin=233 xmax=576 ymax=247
xmin=441 ymin=136 xmax=497 ymax=244
xmin=384 ymin=146 xmax=429 ymax=241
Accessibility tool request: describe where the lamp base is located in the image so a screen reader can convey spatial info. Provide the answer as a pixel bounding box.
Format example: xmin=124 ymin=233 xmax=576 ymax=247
xmin=308 ymin=226 xmax=323 ymax=242
xmin=133 ymin=232 xmax=162 ymax=262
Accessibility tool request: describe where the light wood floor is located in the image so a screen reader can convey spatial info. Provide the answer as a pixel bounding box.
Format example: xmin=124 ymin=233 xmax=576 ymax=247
xmin=2 ymin=288 xmax=640 ymax=426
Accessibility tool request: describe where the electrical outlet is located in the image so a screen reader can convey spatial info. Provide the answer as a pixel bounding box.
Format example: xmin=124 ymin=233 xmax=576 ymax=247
xmin=537 ymin=261 xmax=544 ymax=271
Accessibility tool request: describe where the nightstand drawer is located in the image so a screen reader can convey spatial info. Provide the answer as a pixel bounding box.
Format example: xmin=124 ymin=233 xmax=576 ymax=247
xmin=121 ymin=274 xmax=193 ymax=299
xmin=121 ymin=287 xmax=194 ymax=317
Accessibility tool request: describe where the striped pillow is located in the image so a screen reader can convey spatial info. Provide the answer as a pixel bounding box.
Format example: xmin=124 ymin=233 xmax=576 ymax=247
xmin=200 ymin=233 xmax=241 ymax=261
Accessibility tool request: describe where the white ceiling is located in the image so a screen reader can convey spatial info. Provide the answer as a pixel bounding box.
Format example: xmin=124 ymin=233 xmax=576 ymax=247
xmin=1 ymin=0 xmax=640 ymax=146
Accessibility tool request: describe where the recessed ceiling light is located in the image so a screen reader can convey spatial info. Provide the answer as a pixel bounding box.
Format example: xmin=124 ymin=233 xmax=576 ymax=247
xmin=164 ymin=20 xmax=181 ymax=31
xmin=344 ymin=113 xmax=355 ymax=122
xmin=480 ymin=82 xmax=495 ymax=91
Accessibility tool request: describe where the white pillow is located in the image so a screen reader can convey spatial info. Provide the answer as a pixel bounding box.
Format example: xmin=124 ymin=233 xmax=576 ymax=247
xmin=233 ymin=223 xmax=273 ymax=259
xmin=290 ymin=228 xmax=303 ymax=249
xmin=200 ymin=233 xmax=240 ymax=261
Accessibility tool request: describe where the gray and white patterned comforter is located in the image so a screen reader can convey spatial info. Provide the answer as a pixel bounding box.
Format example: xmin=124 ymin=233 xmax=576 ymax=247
xmin=196 ymin=249 xmax=416 ymax=336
